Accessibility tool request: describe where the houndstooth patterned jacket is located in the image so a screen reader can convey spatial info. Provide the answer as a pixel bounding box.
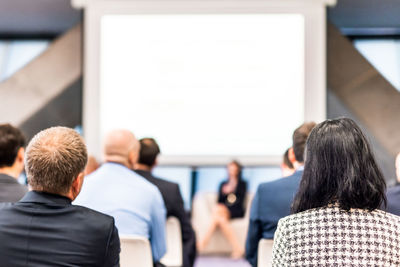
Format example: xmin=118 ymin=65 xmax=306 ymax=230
xmin=272 ymin=205 xmax=400 ymax=266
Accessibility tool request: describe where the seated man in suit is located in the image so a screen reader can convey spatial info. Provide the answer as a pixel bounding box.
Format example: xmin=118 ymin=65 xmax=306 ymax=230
xmin=386 ymin=152 xmax=400 ymax=215
xmin=135 ymin=138 xmax=197 ymax=267
xmin=0 ymin=123 xmax=28 ymax=202
xmin=75 ymin=130 xmax=167 ymax=266
xmin=245 ymin=122 xmax=316 ymax=267
xmin=0 ymin=126 xmax=120 ymax=266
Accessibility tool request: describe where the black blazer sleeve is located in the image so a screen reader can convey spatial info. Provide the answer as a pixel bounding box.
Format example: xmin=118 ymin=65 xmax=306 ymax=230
xmin=103 ymin=219 xmax=120 ymax=267
xmin=236 ymin=180 xmax=247 ymax=208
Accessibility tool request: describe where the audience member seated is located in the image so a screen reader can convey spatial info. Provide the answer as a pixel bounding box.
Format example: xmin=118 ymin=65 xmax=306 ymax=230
xmin=272 ymin=118 xmax=400 ymax=266
xmin=281 ymin=148 xmax=295 ymax=177
xmin=245 ymin=122 xmax=316 ymax=267
xmin=0 ymin=127 xmax=120 ymax=266
xmin=386 ymin=152 xmax=400 ymax=216
xmin=135 ymin=138 xmax=197 ymax=267
xmin=0 ymin=123 xmax=28 ymax=202
xmin=198 ymin=160 xmax=247 ymax=259
xmin=74 ymin=129 xmax=167 ymax=266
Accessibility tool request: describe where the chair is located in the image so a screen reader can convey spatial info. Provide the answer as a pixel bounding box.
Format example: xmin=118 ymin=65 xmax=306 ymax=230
xmin=192 ymin=192 xmax=253 ymax=255
xmin=120 ymin=235 xmax=153 ymax=267
xmin=160 ymin=217 xmax=183 ymax=267
xmin=257 ymin=239 xmax=274 ymax=267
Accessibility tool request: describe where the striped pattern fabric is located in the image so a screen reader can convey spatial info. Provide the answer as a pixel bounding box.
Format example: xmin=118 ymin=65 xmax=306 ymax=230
xmin=272 ymin=205 xmax=400 ymax=266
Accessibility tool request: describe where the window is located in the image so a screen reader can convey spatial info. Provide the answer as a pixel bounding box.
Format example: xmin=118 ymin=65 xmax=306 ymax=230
xmin=353 ymin=39 xmax=400 ymax=91
xmin=151 ymin=165 xmax=283 ymax=210
xmin=152 ymin=166 xmax=192 ymax=210
xmin=196 ymin=166 xmax=282 ymax=194
xmin=0 ymin=40 xmax=49 ymax=82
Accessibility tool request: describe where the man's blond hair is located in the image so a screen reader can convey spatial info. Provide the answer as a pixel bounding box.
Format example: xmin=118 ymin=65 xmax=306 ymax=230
xmin=25 ymin=127 xmax=87 ymax=195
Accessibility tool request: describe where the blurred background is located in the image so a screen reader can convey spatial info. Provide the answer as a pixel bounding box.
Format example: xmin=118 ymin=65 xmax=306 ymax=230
xmin=0 ymin=0 xmax=400 ymax=210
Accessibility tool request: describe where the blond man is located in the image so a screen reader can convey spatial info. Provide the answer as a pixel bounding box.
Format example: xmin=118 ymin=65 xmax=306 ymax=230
xmin=0 ymin=127 xmax=120 ymax=266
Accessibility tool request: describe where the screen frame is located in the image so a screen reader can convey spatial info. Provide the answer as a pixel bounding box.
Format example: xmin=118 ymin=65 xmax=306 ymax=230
xmin=73 ymin=0 xmax=334 ymax=165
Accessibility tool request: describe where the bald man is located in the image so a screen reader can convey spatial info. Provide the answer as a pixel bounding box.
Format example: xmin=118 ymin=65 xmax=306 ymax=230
xmin=74 ymin=130 xmax=167 ymax=265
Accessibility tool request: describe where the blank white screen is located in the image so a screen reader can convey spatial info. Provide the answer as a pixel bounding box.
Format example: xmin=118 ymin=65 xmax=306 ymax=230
xmin=100 ymin=14 xmax=304 ymax=159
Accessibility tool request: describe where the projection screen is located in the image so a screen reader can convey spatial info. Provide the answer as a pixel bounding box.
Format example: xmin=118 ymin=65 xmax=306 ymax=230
xmin=73 ymin=0 xmax=335 ymax=165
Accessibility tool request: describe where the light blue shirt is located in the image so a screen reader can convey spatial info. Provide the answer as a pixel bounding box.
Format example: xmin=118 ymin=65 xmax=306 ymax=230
xmin=74 ymin=162 xmax=167 ymax=262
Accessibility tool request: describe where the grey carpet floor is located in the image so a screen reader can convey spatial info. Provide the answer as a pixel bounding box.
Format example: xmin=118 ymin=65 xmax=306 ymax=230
xmin=194 ymin=256 xmax=251 ymax=267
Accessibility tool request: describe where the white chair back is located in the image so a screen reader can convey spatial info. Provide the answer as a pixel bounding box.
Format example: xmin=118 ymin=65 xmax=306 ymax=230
xmin=257 ymin=239 xmax=274 ymax=267
xmin=120 ymin=235 xmax=153 ymax=267
xmin=160 ymin=217 xmax=183 ymax=267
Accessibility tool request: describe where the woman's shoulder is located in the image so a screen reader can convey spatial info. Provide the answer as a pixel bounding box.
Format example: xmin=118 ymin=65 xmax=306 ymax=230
xmin=277 ymin=206 xmax=324 ymax=227
xmin=278 ymin=205 xmax=400 ymax=230
xmin=370 ymin=208 xmax=400 ymax=225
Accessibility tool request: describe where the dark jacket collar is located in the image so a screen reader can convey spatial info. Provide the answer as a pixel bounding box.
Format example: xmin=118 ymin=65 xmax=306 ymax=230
xmin=134 ymin=169 xmax=151 ymax=177
xmin=0 ymin=173 xmax=19 ymax=184
xmin=19 ymin=191 xmax=71 ymax=205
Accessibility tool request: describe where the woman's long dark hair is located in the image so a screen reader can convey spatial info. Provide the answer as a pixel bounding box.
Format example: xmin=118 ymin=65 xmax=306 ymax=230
xmin=291 ymin=118 xmax=386 ymax=213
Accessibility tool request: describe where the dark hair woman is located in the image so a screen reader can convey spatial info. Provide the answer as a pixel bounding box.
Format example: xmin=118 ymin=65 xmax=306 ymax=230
xmin=197 ymin=160 xmax=247 ymax=259
xmin=272 ymin=118 xmax=400 ymax=266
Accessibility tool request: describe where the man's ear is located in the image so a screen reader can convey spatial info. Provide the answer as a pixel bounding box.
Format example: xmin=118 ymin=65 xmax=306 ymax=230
xmin=14 ymin=147 xmax=25 ymax=175
xmin=71 ymin=172 xmax=84 ymax=201
xmin=288 ymin=147 xmax=296 ymax=163
xmin=16 ymin=147 xmax=24 ymax=164
xmin=128 ymin=150 xmax=138 ymax=169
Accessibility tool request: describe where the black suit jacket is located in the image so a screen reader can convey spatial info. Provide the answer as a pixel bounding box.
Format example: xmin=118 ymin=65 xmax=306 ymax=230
xmin=217 ymin=179 xmax=247 ymax=218
xmin=245 ymin=170 xmax=303 ymax=267
xmin=0 ymin=191 xmax=120 ymax=267
xmin=0 ymin=173 xmax=28 ymax=202
xmin=135 ymin=170 xmax=196 ymax=267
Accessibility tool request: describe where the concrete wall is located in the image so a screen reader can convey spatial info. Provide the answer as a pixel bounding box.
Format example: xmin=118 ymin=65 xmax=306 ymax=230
xmin=0 ymin=24 xmax=82 ymax=141
xmin=327 ymin=23 xmax=400 ymax=183
xmin=19 ymin=78 xmax=82 ymax=141
xmin=0 ymin=24 xmax=82 ymax=127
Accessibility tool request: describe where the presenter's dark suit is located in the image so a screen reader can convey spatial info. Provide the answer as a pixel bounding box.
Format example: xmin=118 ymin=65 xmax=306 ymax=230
xmin=245 ymin=169 xmax=303 ymax=267
xmin=0 ymin=173 xmax=28 ymax=202
xmin=386 ymin=184 xmax=400 ymax=216
xmin=135 ymin=170 xmax=197 ymax=267
xmin=0 ymin=191 xmax=120 ymax=267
